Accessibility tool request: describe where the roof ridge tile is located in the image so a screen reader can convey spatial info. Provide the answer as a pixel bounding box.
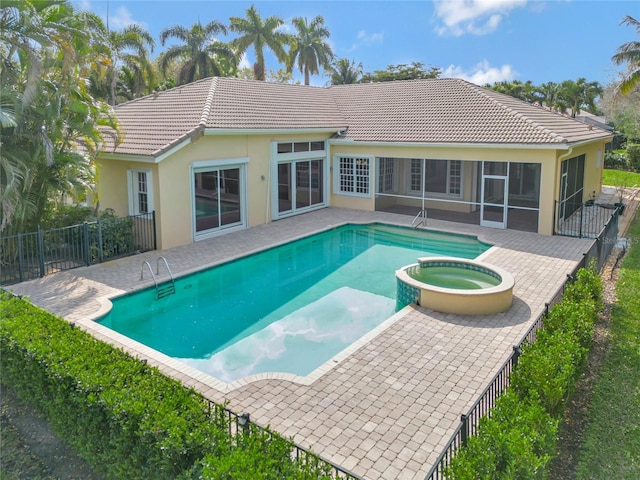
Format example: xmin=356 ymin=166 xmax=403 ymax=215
xmin=200 ymin=77 xmax=217 ymax=126
xmin=463 ymin=81 xmax=569 ymax=143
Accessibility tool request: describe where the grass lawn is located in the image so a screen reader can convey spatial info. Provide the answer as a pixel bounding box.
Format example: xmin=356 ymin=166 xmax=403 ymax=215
xmin=602 ymin=169 xmax=640 ymax=188
xmin=575 ymin=214 xmax=640 ymax=479
xmin=0 ymin=413 xmax=52 ymax=480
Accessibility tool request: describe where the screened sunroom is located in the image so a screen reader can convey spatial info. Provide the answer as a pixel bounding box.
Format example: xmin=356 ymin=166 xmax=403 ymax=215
xmin=373 ymin=157 xmax=541 ymax=232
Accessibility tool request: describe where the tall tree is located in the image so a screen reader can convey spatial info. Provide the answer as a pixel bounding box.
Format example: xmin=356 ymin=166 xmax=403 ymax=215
xmin=557 ymin=78 xmax=603 ymax=117
xmin=612 ymin=15 xmax=640 ymax=95
xmin=537 ymin=81 xmax=559 ymax=110
xmin=488 ymin=80 xmax=540 ymax=104
xmin=103 ymin=24 xmax=155 ymax=105
xmin=361 ymin=62 xmax=441 ymax=83
xmin=1 ymin=0 xmax=117 ymax=234
xmin=600 ymin=81 xmax=640 ymax=142
xmin=229 ymin=5 xmax=289 ymax=81
xmin=327 ymin=58 xmax=363 ymax=85
xmin=287 ymin=16 xmax=333 ymax=85
xmin=159 ymin=20 xmax=235 ymax=85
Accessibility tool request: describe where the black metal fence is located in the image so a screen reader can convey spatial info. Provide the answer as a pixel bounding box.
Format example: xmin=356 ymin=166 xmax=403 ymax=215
xmin=424 ymin=205 xmax=620 ymax=480
xmin=0 ymin=212 xmax=156 ymax=286
xmin=583 ymin=206 xmax=620 ymax=271
xmin=555 ymin=200 xmax=620 ymax=238
xmin=206 ymin=402 xmax=362 ymax=479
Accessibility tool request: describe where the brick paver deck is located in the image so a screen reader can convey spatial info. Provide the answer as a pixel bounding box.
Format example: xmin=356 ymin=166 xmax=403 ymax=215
xmin=8 ymin=208 xmax=594 ymax=480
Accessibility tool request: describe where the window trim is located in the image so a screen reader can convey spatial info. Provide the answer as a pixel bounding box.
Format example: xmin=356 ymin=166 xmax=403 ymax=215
xmin=127 ymin=168 xmax=153 ymax=216
xmin=377 ymin=157 xmax=397 ymax=194
xmin=271 ymin=140 xmax=329 ymax=220
xmin=190 ymin=158 xmax=249 ymax=241
xmin=406 ymin=159 xmax=463 ymax=198
xmin=333 ymin=154 xmax=373 ymax=198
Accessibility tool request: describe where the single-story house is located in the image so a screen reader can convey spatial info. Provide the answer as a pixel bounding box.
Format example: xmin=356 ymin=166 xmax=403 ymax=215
xmin=97 ymin=77 xmax=613 ymax=250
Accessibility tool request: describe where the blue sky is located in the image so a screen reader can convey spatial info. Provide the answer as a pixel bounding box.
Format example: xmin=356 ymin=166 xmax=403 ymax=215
xmin=76 ymin=0 xmax=638 ymax=87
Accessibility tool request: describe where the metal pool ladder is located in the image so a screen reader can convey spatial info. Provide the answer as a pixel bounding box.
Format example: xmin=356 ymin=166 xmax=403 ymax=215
xmin=140 ymin=256 xmax=176 ymax=299
xmin=411 ymin=208 xmax=428 ymax=228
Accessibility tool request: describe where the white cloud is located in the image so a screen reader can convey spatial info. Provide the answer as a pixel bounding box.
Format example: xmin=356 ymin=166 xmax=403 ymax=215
xmin=75 ymin=0 xmax=92 ymax=11
xmin=357 ymin=30 xmax=384 ymax=45
xmin=348 ymin=30 xmax=384 ymax=51
xmin=109 ymin=6 xmax=147 ymax=30
xmin=434 ymin=0 xmax=527 ymax=36
xmin=443 ymin=60 xmax=517 ymax=84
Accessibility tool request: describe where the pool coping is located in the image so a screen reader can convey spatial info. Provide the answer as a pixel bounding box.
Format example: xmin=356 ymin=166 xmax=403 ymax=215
xmin=85 ymin=222 xmax=496 ymax=393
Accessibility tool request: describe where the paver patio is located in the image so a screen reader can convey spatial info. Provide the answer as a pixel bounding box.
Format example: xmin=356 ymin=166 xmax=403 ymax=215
xmin=8 ymin=208 xmax=595 ymax=479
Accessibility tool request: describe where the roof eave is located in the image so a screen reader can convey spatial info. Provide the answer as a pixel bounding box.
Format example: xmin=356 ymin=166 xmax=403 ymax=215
xmin=329 ymin=136 xmax=613 ymax=150
xmin=204 ymin=127 xmax=348 ymax=136
xmin=328 ymin=139 xmax=571 ymax=150
xmin=97 ymin=152 xmax=158 ymax=163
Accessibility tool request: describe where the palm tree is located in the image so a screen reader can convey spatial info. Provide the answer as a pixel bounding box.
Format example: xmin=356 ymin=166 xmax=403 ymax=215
xmin=159 ymin=20 xmax=235 ymax=85
xmin=327 ymin=58 xmax=362 ymax=85
xmin=1 ymin=0 xmax=117 ymax=234
xmin=612 ymin=15 xmax=640 ymax=95
xmin=537 ymin=81 xmax=559 ymax=110
xmin=103 ymin=24 xmax=155 ymax=105
xmin=287 ymin=16 xmax=333 ymax=85
xmin=229 ymin=5 xmax=289 ymax=81
xmin=557 ymin=78 xmax=603 ymax=117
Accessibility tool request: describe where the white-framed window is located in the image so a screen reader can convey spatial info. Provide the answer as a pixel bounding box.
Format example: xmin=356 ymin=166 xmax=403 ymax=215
xmin=277 ymin=140 xmax=325 ymax=154
xmin=191 ymin=158 xmax=248 ymax=240
xmin=334 ymin=155 xmax=371 ymax=197
xmin=409 ymin=159 xmax=462 ymax=196
xmin=377 ymin=157 xmax=396 ymax=193
xmin=271 ymin=140 xmax=328 ymax=220
xmin=127 ymin=169 xmax=153 ymax=215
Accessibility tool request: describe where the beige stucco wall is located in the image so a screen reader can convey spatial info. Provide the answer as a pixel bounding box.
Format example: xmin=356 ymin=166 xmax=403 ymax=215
xmin=98 ymin=135 xmax=609 ymax=249
xmin=330 ymin=143 xmax=558 ymax=233
xmin=99 ymin=133 xmax=332 ymax=250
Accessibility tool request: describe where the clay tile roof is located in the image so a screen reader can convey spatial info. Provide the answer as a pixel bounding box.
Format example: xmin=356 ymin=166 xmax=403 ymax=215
xmin=206 ymin=77 xmax=347 ymax=130
xmin=329 ymin=78 xmax=611 ymax=145
xmin=101 ymin=77 xmax=611 ymax=158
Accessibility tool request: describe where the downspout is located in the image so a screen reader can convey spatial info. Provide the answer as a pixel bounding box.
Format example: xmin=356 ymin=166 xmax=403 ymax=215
xmin=265 ymin=169 xmax=270 ymax=224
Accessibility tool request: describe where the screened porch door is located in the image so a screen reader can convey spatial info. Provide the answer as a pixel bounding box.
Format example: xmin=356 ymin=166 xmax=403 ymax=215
xmin=481 ymin=162 xmax=508 ymax=229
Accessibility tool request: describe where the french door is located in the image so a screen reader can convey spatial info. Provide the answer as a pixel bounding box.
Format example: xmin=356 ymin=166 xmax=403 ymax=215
xmin=276 ymin=159 xmax=324 ymax=216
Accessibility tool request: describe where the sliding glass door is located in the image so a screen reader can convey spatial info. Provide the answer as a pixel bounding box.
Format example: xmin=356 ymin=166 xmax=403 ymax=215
xmin=193 ymin=164 xmax=244 ymax=238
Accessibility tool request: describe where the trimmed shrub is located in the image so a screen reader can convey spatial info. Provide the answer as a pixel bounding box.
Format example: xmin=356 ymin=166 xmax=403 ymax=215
xmin=511 ymin=328 xmax=585 ymax=417
xmin=604 ymin=150 xmax=627 ymax=170
xmin=447 ymin=391 xmax=557 ymax=480
xmin=0 ymin=292 xmax=335 ymax=480
xmin=446 ymin=267 xmax=602 ymax=478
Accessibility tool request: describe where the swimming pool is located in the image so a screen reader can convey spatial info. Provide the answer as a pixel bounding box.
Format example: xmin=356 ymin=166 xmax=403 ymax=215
xmin=98 ymin=224 xmax=491 ymax=382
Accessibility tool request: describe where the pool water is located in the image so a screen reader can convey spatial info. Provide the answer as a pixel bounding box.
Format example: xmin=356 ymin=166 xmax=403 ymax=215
xmin=99 ymin=224 xmax=490 ymax=382
xmin=408 ymin=266 xmax=501 ymax=290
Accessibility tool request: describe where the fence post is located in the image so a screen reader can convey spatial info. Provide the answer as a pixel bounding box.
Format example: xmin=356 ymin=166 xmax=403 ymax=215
xmin=238 ymin=412 xmax=250 ymax=435
xmin=512 ymin=345 xmax=522 ymax=368
xmin=579 ymin=204 xmax=584 ymax=238
xmin=97 ymin=218 xmax=104 ymax=263
xmin=152 ymin=211 xmax=157 ymax=251
xmin=83 ymin=222 xmax=90 ymax=266
xmin=460 ymin=413 xmax=468 ymax=447
xmin=16 ymin=233 xmax=24 ymax=282
xmin=37 ymin=226 xmax=45 ymax=278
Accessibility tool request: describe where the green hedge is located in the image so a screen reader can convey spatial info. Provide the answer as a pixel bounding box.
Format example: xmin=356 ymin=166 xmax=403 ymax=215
xmin=447 ymin=266 xmax=602 ymax=479
xmin=0 ymin=292 xmax=338 ymax=480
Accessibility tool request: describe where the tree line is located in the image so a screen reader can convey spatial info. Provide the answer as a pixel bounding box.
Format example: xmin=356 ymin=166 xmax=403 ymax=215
xmin=1 ymin=1 xmax=638 ymax=236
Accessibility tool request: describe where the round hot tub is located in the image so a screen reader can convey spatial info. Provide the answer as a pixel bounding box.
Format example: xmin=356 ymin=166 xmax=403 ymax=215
xmin=396 ymin=257 xmax=514 ymax=315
